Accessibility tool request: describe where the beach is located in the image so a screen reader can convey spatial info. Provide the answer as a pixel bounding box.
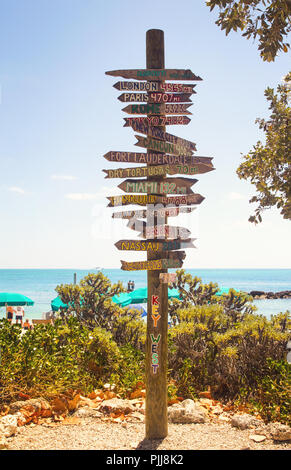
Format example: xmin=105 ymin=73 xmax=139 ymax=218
xmin=0 ymin=269 xmax=290 ymax=321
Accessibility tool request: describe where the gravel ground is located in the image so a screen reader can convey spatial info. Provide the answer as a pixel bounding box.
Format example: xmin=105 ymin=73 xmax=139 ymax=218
xmin=6 ymin=418 xmax=291 ymax=451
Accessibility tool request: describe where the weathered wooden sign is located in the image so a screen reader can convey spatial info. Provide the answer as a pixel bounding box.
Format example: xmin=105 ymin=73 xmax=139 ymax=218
xmin=114 ymin=238 xmax=196 ymax=252
xmin=112 ymin=207 xmax=195 ymax=219
xmin=128 ymin=119 xmax=197 ymax=151
xmin=124 ymin=116 xmax=191 ymax=126
xmin=103 ymin=163 xmax=213 ymax=179
xmin=103 ymin=151 xmax=213 ymax=166
xmin=113 ymin=81 xmax=197 ymax=93
xmin=106 ymin=69 xmax=202 ymax=81
xmin=159 ymin=272 xmax=177 ymax=283
xmin=121 ymin=258 xmax=183 ymax=271
xmin=118 ymin=92 xmax=192 ymax=103
xmin=127 ymin=218 xmax=192 ymax=239
xmin=139 ymin=225 xmax=192 ymax=240
xmin=107 ymin=194 xmax=161 ymax=207
xmin=122 ymin=103 xmax=192 ymax=115
xmin=118 ymin=177 xmax=197 ymax=195
xmin=134 ymin=134 xmax=193 ymax=156
xmin=160 ymin=193 xmax=205 ymax=206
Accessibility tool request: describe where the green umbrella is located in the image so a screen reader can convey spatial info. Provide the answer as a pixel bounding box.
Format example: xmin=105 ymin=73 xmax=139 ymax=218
xmin=0 ymin=293 xmax=34 ymax=306
xmin=129 ymin=287 xmax=181 ymax=304
xmin=111 ymin=293 xmax=132 ymax=307
xmin=51 ymin=296 xmax=68 ymax=312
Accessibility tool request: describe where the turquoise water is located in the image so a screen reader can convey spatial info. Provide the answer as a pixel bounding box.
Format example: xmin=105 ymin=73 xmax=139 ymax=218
xmin=0 ymin=269 xmax=290 ymax=321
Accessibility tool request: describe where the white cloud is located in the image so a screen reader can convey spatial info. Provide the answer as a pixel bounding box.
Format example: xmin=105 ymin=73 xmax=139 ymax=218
xmin=8 ymin=186 xmax=26 ymax=194
xmin=51 ymin=174 xmax=77 ymax=181
xmin=228 ymin=191 xmax=246 ymax=200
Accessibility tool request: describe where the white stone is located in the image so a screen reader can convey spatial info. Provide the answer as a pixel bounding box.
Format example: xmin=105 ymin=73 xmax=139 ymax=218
xmin=0 ymin=414 xmax=18 ymax=438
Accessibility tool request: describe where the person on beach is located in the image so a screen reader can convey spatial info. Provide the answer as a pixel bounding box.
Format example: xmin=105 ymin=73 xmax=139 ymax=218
xmin=15 ymin=306 xmax=25 ymax=326
xmin=23 ymin=319 xmax=31 ymax=331
xmin=6 ymin=305 xmax=14 ymax=323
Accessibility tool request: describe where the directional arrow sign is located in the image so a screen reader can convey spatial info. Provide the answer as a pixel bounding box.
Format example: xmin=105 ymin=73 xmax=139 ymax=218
xmin=115 ymin=238 xmax=196 ymax=251
xmin=118 ymin=178 xmax=197 ymax=195
xmin=159 ymin=193 xmax=205 ymax=206
xmin=113 ymin=81 xmax=197 ymax=93
xmin=107 ymin=194 xmax=163 ymax=207
xmin=103 ymin=151 xmax=214 ymax=166
xmin=122 ymin=103 xmax=192 ymax=115
xmin=128 ymin=120 xmax=196 ymax=151
xmin=106 ymin=69 xmax=202 ymax=81
xmin=138 ymin=225 xmax=192 ymax=239
xmin=120 ymin=258 xmax=184 ymax=271
xmin=124 ymin=116 xmax=191 ymax=126
xmin=112 ymin=207 xmax=196 ymax=219
xmin=103 ymin=163 xmax=213 ymax=179
xmin=134 ymin=134 xmax=193 ymax=156
xmin=118 ymin=93 xmax=192 ymax=103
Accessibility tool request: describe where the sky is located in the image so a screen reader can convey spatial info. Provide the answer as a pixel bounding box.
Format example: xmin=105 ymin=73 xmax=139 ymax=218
xmin=0 ymin=0 xmax=290 ymax=269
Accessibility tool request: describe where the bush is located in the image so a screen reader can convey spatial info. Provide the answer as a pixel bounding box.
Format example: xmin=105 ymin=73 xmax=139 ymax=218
xmin=168 ymin=304 xmax=291 ymax=423
xmin=0 ymin=317 xmax=122 ymax=401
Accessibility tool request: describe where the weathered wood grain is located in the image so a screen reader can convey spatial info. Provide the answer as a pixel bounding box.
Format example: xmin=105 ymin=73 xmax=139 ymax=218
xmin=106 ymin=68 xmax=202 ymax=81
xmin=118 ymin=177 xmax=197 ymax=195
xmin=124 ymin=116 xmax=191 ymax=126
xmin=122 ymin=103 xmax=192 ymax=115
xmin=113 ymin=81 xmax=197 ymax=93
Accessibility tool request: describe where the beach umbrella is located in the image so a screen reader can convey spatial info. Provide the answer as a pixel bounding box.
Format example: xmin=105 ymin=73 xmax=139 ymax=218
xmin=0 ymin=293 xmax=34 ymax=306
xmin=111 ymin=292 xmax=132 ymax=307
xmin=129 ymin=287 xmax=181 ymax=304
xmin=51 ymin=296 xmax=68 ymax=312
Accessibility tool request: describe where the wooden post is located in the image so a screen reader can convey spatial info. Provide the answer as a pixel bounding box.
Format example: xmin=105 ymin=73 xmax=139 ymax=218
xmin=145 ymin=29 xmax=168 ymax=439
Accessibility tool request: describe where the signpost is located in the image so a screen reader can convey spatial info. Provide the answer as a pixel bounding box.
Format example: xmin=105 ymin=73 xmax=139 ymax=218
xmin=104 ymin=29 xmax=215 ymax=439
xmin=112 ymin=207 xmax=195 ymax=219
xmin=118 ymin=177 xmax=197 ymax=195
xmin=122 ymin=103 xmax=192 ymax=115
xmin=103 ymin=151 xmax=213 ymax=166
xmin=103 ymin=163 xmax=213 ymax=179
xmin=114 ymin=81 xmax=196 ymax=93
xmin=118 ymin=92 xmax=192 ymax=103
xmin=124 ymin=116 xmax=191 ymax=126
xmin=106 ymin=68 xmax=202 ymax=81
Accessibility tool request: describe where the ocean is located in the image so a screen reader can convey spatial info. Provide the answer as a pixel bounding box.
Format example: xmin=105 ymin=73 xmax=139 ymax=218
xmin=0 ymin=269 xmax=290 ymax=321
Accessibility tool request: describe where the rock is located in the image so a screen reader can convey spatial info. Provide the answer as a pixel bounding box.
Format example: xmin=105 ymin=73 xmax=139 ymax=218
xmin=267 ymin=422 xmax=291 ymax=441
xmin=72 ymin=407 xmax=102 ymax=419
xmin=168 ymin=399 xmax=208 ymax=424
xmin=249 ymin=291 xmax=265 ymax=297
xmin=0 ymin=414 xmax=18 ymax=438
xmin=249 ymin=434 xmax=267 ymax=442
xmin=9 ymin=398 xmax=51 ymax=415
xmin=231 ymin=414 xmax=262 ymax=430
xmin=0 ymin=437 xmax=8 ymax=449
xmin=99 ymin=398 xmax=135 ymax=415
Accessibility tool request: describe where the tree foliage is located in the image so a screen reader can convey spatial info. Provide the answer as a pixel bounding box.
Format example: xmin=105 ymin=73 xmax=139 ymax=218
xmin=56 ymin=272 xmax=146 ymax=348
xmin=169 ymin=269 xmax=255 ymax=324
xmin=206 ymin=0 xmax=291 ymax=62
xmin=237 ymin=73 xmax=291 ymax=223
